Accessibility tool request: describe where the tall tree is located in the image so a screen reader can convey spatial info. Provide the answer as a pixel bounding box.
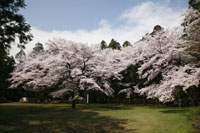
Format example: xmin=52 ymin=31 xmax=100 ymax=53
xmin=122 ymin=41 xmax=131 ymax=47
xmin=15 ymin=48 xmax=26 ymax=63
xmin=0 ymin=55 xmax=15 ymax=101
xmin=182 ymin=0 xmax=200 ymax=53
xmin=118 ymin=27 xmax=200 ymax=104
xmin=0 ymin=0 xmax=33 ymax=52
xmin=150 ymin=25 xmax=164 ymax=36
xmin=9 ymin=39 xmax=114 ymax=108
xmin=108 ymin=39 xmax=121 ymax=50
xmin=100 ymin=40 xmax=107 ymax=50
xmin=32 ymin=42 xmax=44 ymax=53
xmin=0 ymin=0 xmax=32 ymax=101
xmin=189 ymin=0 xmax=200 ymax=10
xmin=30 ymin=42 xmax=44 ymax=57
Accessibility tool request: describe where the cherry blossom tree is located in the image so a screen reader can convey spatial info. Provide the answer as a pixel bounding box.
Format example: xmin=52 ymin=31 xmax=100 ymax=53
xmin=182 ymin=0 xmax=200 ymax=53
xmin=10 ymin=39 xmax=114 ymax=108
xmin=118 ymin=27 xmax=200 ymax=104
xmin=91 ymin=47 xmax=134 ymax=100
xmin=10 ymin=27 xmax=200 ymax=106
xmin=9 ymin=1 xmax=200 ymax=106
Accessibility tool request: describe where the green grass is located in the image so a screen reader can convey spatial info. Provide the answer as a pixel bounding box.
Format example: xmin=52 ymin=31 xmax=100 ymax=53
xmin=188 ymin=106 xmax=200 ymax=133
xmin=0 ymin=103 xmax=195 ymax=133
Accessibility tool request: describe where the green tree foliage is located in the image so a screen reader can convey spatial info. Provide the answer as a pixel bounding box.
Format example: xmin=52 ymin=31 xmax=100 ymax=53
xmin=189 ymin=0 xmax=200 ymax=10
xmin=138 ymin=25 xmax=164 ymax=42
xmin=150 ymin=25 xmax=164 ymax=36
xmin=108 ymin=39 xmax=121 ymax=50
xmin=30 ymin=42 xmax=44 ymax=57
xmin=122 ymin=41 xmax=131 ymax=47
xmin=0 ymin=55 xmax=15 ymax=101
xmin=100 ymin=40 xmax=107 ymax=50
xmin=0 ymin=0 xmax=32 ymax=101
xmin=0 ymin=0 xmax=33 ymax=52
xmin=15 ymin=48 xmax=26 ymax=63
xmin=32 ymin=42 xmax=44 ymax=53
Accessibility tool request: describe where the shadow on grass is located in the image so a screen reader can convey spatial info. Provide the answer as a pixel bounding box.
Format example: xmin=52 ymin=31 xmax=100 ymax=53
xmin=0 ymin=105 xmax=137 ymax=133
xmin=79 ymin=104 xmax=134 ymax=111
xmin=147 ymin=106 xmax=190 ymax=114
xmin=159 ymin=109 xmax=188 ymax=114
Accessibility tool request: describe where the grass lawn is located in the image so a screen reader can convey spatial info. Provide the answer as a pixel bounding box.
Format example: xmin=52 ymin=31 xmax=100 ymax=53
xmin=0 ymin=103 xmax=195 ymax=133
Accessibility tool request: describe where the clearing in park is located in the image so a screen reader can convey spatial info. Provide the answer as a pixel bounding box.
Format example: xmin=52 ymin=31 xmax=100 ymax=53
xmin=0 ymin=103 xmax=194 ymax=133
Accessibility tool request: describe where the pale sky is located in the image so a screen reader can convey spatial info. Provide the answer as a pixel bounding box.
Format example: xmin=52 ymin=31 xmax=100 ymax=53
xmin=11 ymin=0 xmax=189 ymax=56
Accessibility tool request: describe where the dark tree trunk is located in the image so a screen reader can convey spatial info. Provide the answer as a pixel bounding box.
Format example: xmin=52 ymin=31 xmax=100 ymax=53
xmin=178 ymin=99 xmax=181 ymax=109
xmin=72 ymin=100 xmax=76 ymax=109
xmin=71 ymin=91 xmax=76 ymax=109
xmin=144 ymin=99 xmax=147 ymax=106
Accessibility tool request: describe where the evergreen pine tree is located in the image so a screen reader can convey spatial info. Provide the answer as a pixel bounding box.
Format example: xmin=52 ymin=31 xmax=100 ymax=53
xmin=122 ymin=41 xmax=131 ymax=47
xmin=100 ymin=40 xmax=107 ymax=50
xmin=108 ymin=39 xmax=121 ymax=50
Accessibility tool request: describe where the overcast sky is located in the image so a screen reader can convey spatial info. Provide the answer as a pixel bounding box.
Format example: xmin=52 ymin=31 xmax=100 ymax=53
xmin=11 ymin=0 xmax=189 ymax=56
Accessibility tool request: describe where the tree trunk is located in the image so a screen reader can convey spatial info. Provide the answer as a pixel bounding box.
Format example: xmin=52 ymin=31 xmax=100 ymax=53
xmin=71 ymin=91 xmax=76 ymax=109
xmin=191 ymin=99 xmax=195 ymax=107
xmin=178 ymin=99 xmax=181 ymax=109
xmin=72 ymin=100 xmax=76 ymax=109
xmin=144 ymin=99 xmax=147 ymax=106
xmin=86 ymin=94 xmax=89 ymax=104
